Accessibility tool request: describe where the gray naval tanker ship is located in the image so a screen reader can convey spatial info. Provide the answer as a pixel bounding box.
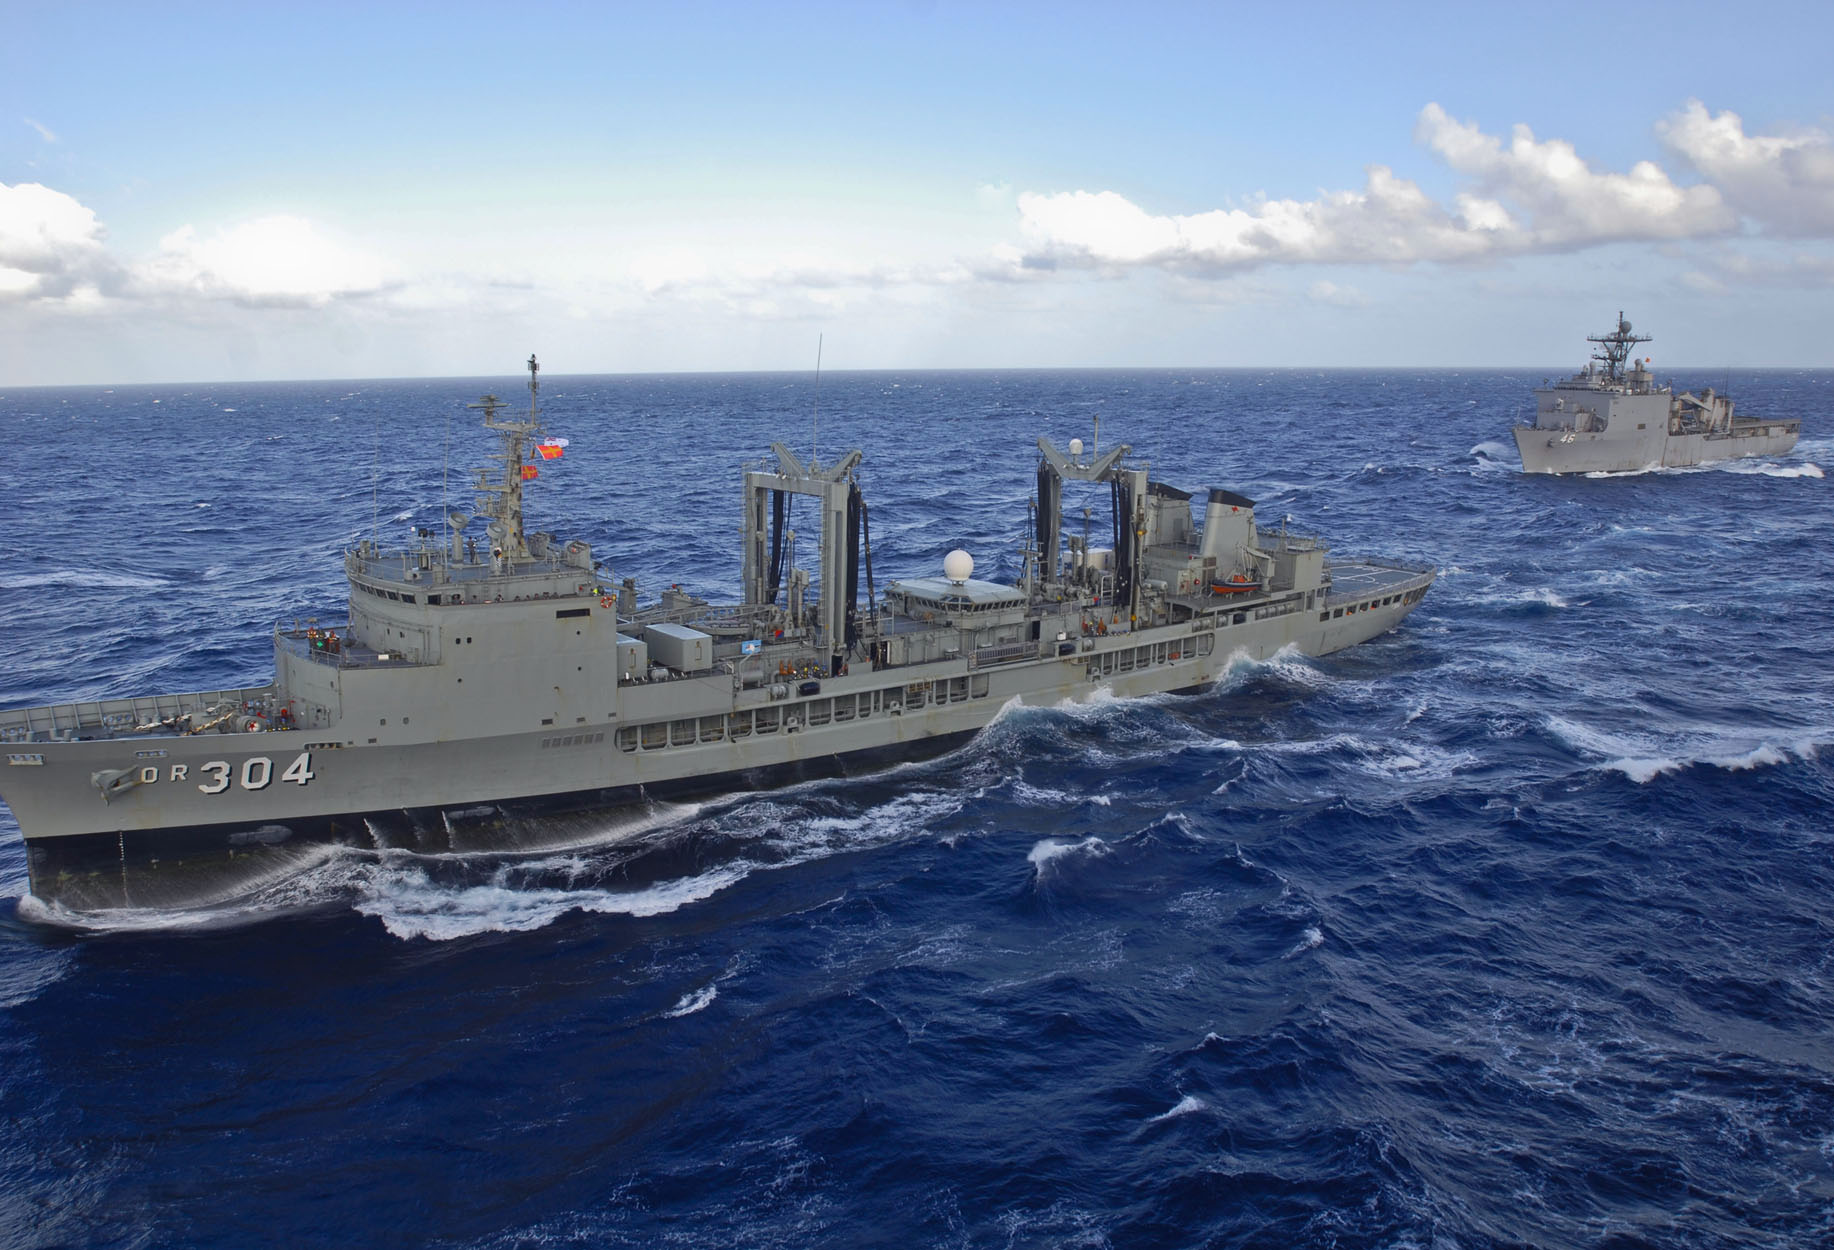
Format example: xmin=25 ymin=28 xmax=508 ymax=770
xmin=1513 ymin=313 xmax=1799 ymax=474
xmin=1 ymin=358 xmax=1435 ymax=911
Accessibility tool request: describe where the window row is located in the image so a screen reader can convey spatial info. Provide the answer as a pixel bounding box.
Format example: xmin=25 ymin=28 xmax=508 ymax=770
xmin=614 ymin=677 xmax=993 ymax=753
xmin=1089 ymin=634 xmax=1214 ymax=677
xmin=541 ymin=731 xmax=605 ymax=749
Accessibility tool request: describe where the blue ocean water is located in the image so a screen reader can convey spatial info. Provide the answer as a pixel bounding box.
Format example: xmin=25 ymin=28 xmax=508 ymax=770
xmin=1 ymin=367 xmax=1831 ymax=1248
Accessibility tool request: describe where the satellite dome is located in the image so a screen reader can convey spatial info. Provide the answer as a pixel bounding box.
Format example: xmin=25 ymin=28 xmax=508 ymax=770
xmin=1069 ymin=437 xmax=1084 ymax=458
xmin=943 ymin=549 xmax=974 ymax=583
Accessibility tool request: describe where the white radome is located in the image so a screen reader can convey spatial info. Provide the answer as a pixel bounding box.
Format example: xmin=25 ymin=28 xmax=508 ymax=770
xmin=1069 ymin=438 xmax=1084 ymax=458
xmin=943 ymin=549 xmax=974 ymax=582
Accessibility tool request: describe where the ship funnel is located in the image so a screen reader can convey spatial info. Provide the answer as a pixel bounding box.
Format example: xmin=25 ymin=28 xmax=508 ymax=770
xmin=1199 ymin=488 xmax=1257 ymax=568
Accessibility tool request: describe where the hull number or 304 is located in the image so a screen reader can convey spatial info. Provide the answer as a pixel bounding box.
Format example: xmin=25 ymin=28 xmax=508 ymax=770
xmin=133 ymin=753 xmax=317 ymax=793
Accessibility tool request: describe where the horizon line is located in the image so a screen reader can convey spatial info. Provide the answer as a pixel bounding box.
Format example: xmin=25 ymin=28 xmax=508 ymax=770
xmin=7 ymin=361 xmax=1832 ymax=391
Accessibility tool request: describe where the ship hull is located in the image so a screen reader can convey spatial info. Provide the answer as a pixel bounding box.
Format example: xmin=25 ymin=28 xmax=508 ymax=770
xmin=21 ymin=727 xmax=985 ymax=912
xmin=6 ymin=565 xmax=1432 ymax=912
xmin=1515 ymin=420 xmax=1800 ymax=475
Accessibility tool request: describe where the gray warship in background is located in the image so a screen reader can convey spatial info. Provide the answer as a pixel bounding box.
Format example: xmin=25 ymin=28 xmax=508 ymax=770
xmin=1 ymin=358 xmax=1435 ymax=912
xmin=1513 ymin=313 xmax=1800 ymax=474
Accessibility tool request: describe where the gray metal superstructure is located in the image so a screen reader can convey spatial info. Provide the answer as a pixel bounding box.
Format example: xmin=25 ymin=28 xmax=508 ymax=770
xmin=1 ymin=361 xmax=1435 ymax=910
xmin=1513 ymin=313 xmax=1799 ymax=474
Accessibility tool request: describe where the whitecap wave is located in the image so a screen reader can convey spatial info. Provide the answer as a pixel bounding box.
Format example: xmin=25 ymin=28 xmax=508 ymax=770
xmin=1146 ymin=1094 xmax=1208 ymax=1123
xmin=1472 ymin=585 xmax=1569 ymax=610
xmin=1028 ymin=837 xmax=1108 ymax=871
xmin=664 ymin=985 xmax=719 ymax=1018
xmin=1578 ymin=566 xmax=1649 ymax=589
xmin=983 ymin=684 xmax=1213 ymax=757
xmin=1209 ymin=643 xmax=1326 ymax=692
xmin=1006 ymin=778 xmax=1118 ymax=811
xmin=0 ymin=569 xmax=170 ymax=591
xmin=1258 ymin=731 xmax=1474 ymax=782
xmin=1283 ymin=926 xmax=1324 ymax=959
xmin=1544 ymin=714 xmax=1826 ymax=785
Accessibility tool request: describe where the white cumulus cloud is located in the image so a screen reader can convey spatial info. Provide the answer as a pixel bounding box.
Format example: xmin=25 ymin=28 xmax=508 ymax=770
xmin=1016 ymin=166 xmax=1496 ymax=273
xmin=1657 ymin=99 xmax=1834 ymax=236
xmin=0 ymin=181 xmax=111 ymax=300
xmin=138 ymin=215 xmax=393 ymax=307
xmin=1414 ymin=102 xmax=1734 ymax=246
xmin=1012 ymin=102 xmax=1755 ymax=277
xmin=1018 ymin=189 xmax=1182 ymax=264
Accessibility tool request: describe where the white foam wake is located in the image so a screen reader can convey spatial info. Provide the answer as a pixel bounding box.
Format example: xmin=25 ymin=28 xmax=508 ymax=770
xmin=1719 ymin=460 xmax=1823 ymax=479
xmin=358 ymin=780 xmax=976 ymax=941
xmin=1582 ymin=458 xmax=1821 ymax=480
xmin=354 ymin=859 xmax=753 ymax=942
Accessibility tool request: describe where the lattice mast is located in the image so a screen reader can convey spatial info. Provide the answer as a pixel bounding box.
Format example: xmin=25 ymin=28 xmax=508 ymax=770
xmin=1587 ymin=311 xmax=1652 ymax=383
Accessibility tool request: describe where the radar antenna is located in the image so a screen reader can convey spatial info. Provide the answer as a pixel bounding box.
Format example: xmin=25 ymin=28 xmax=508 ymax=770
xmin=1586 ymin=310 xmax=1651 ymax=384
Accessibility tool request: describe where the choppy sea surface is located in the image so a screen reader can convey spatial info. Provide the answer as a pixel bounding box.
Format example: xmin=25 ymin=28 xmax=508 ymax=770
xmin=1 ymin=367 xmax=1831 ymax=1248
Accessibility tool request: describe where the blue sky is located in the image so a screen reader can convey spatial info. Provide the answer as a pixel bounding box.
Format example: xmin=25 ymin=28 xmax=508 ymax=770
xmin=3 ymin=1 xmax=1832 ymax=383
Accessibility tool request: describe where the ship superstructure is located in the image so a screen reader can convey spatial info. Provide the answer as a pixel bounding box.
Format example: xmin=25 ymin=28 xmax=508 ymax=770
xmin=1513 ymin=313 xmax=1799 ymax=474
xmin=1 ymin=361 xmax=1435 ymax=910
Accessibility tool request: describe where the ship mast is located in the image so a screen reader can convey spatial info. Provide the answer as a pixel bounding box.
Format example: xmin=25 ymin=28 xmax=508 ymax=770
xmin=1587 ymin=311 xmax=1651 ymax=384
xmin=467 ymin=354 xmax=544 ymax=565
